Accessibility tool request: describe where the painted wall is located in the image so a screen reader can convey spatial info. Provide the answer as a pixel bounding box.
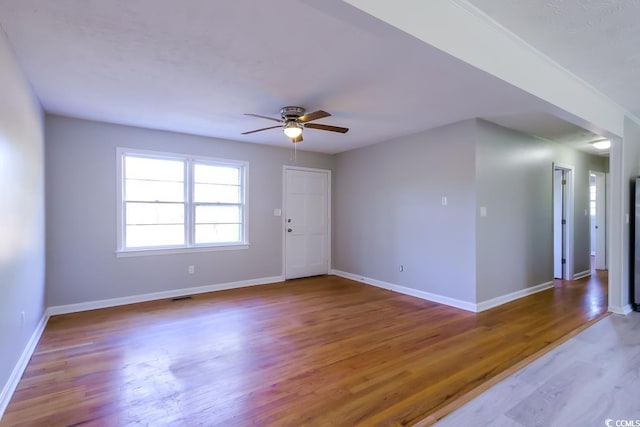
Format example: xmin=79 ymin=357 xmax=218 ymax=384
xmin=0 ymin=33 xmax=45 ymax=405
xmin=619 ymin=118 xmax=640 ymax=309
xmin=333 ymin=118 xmax=607 ymax=307
xmin=45 ymin=116 xmax=334 ymax=307
xmin=333 ymin=120 xmax=478 ymax=303
xmin=475 ymin=120 xmax=608 ymax=302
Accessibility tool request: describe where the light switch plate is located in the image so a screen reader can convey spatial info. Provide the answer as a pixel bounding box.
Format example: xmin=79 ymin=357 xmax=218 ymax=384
xmin=274 ymin=208 xmax=282 ymax=217
xmin=480 ymin=206 xmax=487 ymax=217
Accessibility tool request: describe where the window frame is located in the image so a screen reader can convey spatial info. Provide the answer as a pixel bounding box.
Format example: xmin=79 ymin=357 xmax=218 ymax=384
xmin=116 ymin=147 xmax=249 ymax=257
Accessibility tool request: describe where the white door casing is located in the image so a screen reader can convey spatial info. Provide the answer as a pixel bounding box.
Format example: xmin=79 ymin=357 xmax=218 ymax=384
xmin=283 ymin=167 xmax=330 ymax=279
xmin=553 ymin=163 xmax=574 ymax=280
xmin=553 ymin=169 xmax=563 ymax=279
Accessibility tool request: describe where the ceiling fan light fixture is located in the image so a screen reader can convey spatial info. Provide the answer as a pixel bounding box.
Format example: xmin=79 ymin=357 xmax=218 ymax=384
xmin=592 ymin=139 xmax=611 ymax=150
xmin=283 ymin=121 xmax=303 ymax=138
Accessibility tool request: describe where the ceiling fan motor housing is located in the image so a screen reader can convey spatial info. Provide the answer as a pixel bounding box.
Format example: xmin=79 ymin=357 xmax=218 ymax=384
xmin=280 ymin=106 xmax=305 ymax=120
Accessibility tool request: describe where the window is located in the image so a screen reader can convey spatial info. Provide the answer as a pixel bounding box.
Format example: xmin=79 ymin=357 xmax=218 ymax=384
xmin=117 ymin=148 xmax=248 ymax=255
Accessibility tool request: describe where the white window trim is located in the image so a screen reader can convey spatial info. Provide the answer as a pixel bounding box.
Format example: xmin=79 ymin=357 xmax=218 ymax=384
xmin=115 ymin=147 xmax=249 ymax=256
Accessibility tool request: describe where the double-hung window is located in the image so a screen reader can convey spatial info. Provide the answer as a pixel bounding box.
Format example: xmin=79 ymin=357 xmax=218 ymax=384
xmin=117 ymin=148 xmax=248 ymax=255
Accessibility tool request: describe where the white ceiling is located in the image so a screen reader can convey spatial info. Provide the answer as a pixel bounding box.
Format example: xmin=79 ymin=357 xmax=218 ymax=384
xmin=0 ymin=0 xmax=620 ymax=154
xmin=466 ymin=0 xmax=640 ymax=122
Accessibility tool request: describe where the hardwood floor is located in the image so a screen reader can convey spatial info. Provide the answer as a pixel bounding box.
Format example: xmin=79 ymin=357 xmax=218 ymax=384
xmin=436 ymin=305 xmax=638 ymax=426
xmin=1 ymin=272 xmax=607 ymax=427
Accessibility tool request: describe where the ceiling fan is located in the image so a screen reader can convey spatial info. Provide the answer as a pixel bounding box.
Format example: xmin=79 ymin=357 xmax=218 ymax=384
xmin=242 ymin=106 xmax=349 ymax=143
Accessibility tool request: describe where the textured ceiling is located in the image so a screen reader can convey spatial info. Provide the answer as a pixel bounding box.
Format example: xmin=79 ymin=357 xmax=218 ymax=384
xmin=0 ymin=0 xmax=611 ymax=154
xmin=466 ymin=0 xmax=640 ymax=121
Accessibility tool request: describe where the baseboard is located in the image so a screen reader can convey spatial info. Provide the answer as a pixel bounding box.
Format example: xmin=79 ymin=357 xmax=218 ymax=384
xmin=476 ymin=281 xmax=554 ymax=312
xmin=331 ymin=270 xmax=557 ymax=313
xmin=608 ymin=304 xmax=633 ymax=315
xmin=47 ymin=275 xmax=285 ymax=316
xmin=573 ymin=270 xmax=591 ymax=280
xmin=0 ymin=312 xmax=49 ymax=420
xmin=330 ymin=270 xmax=477 ymax=312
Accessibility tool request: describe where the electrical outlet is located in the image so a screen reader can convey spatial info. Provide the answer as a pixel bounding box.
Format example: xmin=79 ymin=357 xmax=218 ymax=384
xmin=188 ymin=265 xmax=195 ymax=274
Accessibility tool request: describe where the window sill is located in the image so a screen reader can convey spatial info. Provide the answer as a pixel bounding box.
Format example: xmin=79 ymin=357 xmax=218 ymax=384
xmin=115 ymin=244 xmax=249 ymax=258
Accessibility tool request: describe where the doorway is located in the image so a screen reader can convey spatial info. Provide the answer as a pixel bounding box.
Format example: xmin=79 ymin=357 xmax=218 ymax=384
xmin=283 ymin=166 xmax=331 ymax=279
xmin=590 ymin=171 xmax=607 ymax=270
xmin=553 ymin=163 xmax=574 ymax=280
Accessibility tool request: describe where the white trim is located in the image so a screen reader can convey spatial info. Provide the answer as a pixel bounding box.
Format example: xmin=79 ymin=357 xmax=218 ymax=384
xmin=475 ymin=281 xmax=555 ymax=312
xmin=330 ymin=270 xmax=477 ymax=312
xmin=554 ymin=163 xmax=575 ymax=280
xmin=115 ymin=244 xmax=249 ymax=258
xmin=0 ymin=313 xmax=49 ymax=420
xmin=573 ymin=270 xmax=592 ymax=280
xmin=331 ymin=270 xmax=555 ymax=313
xmin=115 ymin=147 xmax=250 ymax=252
xmin=47 ymin=275 xmax=284 ymax=316
xmin=608 ymin=305 xmax=633 ymax=315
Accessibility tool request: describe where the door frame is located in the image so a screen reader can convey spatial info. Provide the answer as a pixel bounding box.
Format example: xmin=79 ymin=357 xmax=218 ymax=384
xmin=282 ymin=166 xmax=332 ymax=279
xmin=590 ymin=170 xmax=607 ymax=270
xmin=553 ymin=163 xmax=574 ymax=280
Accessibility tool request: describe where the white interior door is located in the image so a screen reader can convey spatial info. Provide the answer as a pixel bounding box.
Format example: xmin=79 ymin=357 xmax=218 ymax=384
xmin=553 ymin=169 xmax=564 ymax=279
xmin=594 ymin=171 xmax=607 ymax=270
xmin=553 ymin=164 xmax=574 ymax=280
xmin=284 ymin=167 xmax=330 ymax=279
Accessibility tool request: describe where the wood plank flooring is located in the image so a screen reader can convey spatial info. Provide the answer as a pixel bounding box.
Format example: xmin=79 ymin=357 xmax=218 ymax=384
xmin=1 ymin=272 xmax=608 ymax=426
xmin=436 ymin=309 xmax=639 ymax=426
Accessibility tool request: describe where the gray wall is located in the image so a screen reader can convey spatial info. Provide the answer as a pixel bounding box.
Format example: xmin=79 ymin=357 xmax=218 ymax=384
xmin=621 ymin=118 xmax=640 ymax=308
xmin=45 ymin=116 xmax=334 ymax=306
xmin=475 ymin=120 xmax=608 ymax=301
xmin=333 ymin=120 xmax=478 ymax=303
xmin=333 ymin=118 xmax=607 ymax=306
xmin=0 ymin=33 xmax=45 ymax=399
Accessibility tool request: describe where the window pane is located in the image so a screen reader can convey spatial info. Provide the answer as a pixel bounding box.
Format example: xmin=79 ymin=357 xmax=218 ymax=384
xmin=126 ymin=202 xmax=184 ymax=225
xmin=195 ymin=224 xmax=241 ymax=244
xmin=194 ymin=183 xmax=240 ymax=203
xmin=126 ymin=156 xmax=184 ymax=181
xmin=126 ymin=224 xmax=184 ymax=247
xmin=125 ymin=179 xmax=184 ymax=202
xmin=194 ymin=164 xmax=240 ymax=185
xmin=195 ymin=205 xmax=241 ymax=224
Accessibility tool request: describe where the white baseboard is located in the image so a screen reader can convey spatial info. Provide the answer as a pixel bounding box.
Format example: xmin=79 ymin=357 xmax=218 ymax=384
xmin=0 ymin=312 xmax=49 ymax=420
xmin=47 ymin=275 xmax=285 ymax=316
xmin=573 ymin=270 xmax=591 ymax=280
xmin=330 ymin=269 xmax=477 ymax=312
xmin=608 ymin=304 xmax=633 ymax=315
xmin=331 ymin=270 xmax=556 ymax=313
xmin=475 ymin=281 xmax=555 ymax=312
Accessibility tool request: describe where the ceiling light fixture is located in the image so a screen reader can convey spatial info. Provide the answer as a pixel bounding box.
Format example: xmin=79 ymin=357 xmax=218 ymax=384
xmin=592 ymin=139 xmax=611 ymax=150
xmin=283 ymin=121 xmax=303 ymax=139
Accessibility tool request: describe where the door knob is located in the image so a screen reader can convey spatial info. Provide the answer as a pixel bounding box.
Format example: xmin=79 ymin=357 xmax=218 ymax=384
xmin=287 ymin=228 xmax=293 ymax=232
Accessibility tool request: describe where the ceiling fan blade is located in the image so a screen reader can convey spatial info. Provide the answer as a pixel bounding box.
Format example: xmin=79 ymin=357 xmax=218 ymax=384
xmin=244 ymin=113 xmax=283 ymax=123
xmin=292 ymin=134 xmax=303 ymax=143
xmin=241 ymin=125 xmax=282 ymax=135
xmin=298 ymin=110 xmax=330 ymax=123
xmin=304 ymin=123 xmax=349 ymax=133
